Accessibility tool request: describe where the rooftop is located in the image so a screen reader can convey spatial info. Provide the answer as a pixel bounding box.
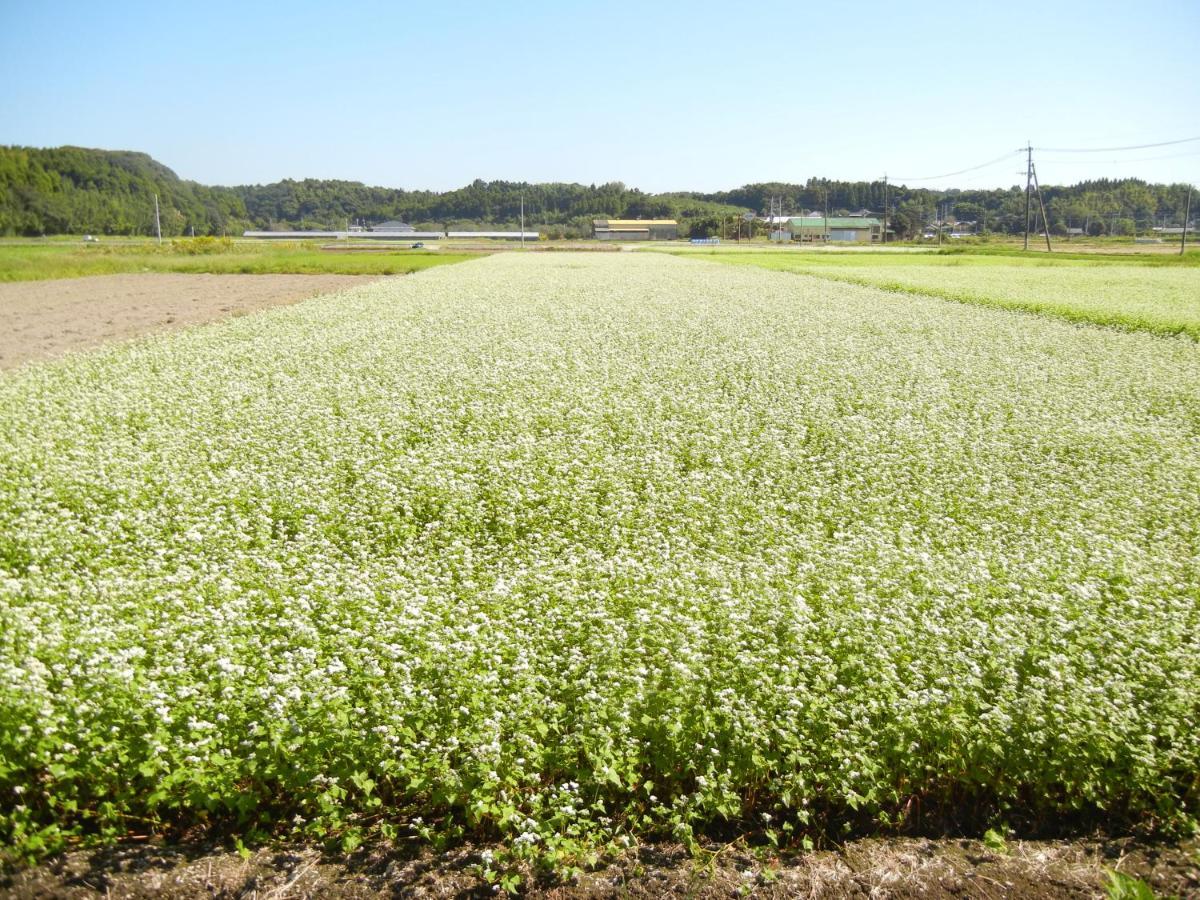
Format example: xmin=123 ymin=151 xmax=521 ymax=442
xmin=788 ymin=216 xmax=883 ymax=228
xmin=594 ymin=218 xmax=678 ymax=227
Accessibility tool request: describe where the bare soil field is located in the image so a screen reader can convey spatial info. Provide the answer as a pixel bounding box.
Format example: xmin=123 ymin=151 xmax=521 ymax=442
xmin=4 ymin=836 xmax=1197 ymax=898
xmin=0 ymin=273 xmax=383 ymax=370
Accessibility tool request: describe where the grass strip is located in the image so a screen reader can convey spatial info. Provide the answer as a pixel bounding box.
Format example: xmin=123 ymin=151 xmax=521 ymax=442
xmin=685 ymin=252 xmax=1200 ymax=340
xmin=0 ymin=242 xmax=476 ymax=282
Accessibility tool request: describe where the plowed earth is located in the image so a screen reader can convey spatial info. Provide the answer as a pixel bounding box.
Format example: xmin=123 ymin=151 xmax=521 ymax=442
xmin=0 ymin=273 xmax=383 ymax=370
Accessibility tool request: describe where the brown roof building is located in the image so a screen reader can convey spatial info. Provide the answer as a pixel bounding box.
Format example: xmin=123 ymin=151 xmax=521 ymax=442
xmin=593 ymin=218 xmax=678 ymax=241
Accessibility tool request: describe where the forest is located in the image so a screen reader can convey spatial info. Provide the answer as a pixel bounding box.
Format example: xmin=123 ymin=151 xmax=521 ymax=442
xmin=0 ymin=145 xmax=1193 ymax=239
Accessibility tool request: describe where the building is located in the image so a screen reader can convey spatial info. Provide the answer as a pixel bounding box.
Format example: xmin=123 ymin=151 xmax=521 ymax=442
xmin=786 ymin=216 xmax=884 ymax=243
xmin=244 ymin=229 xmax=443 ymax=240
xmin=593 ymin=218 xmax=679 ymax=241
xmin=446 ymin=231 xmax=540 ymax=240
xmin=372 ymin=220 xmax=416 ymax=232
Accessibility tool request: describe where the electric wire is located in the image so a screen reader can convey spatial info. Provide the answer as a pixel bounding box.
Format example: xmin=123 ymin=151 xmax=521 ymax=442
xmin=1036 ymin=149 xmax=1200 ymax=165
xmin=891 ymin=150 xmax=1021 ymax=182
xmin=1034 ymin=136 xmax=1200 ymax=154
xmin=890 ymin=140 xmax=1194 ymax=188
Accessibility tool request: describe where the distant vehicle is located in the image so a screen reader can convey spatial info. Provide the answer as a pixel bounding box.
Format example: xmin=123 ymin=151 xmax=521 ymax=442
xmin=410 ymin=242 xmax=424 ymax=249
xmin=83 ymin=234 xmax=99 ymax=242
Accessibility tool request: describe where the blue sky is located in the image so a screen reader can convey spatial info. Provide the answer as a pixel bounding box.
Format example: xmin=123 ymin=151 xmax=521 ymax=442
xmin=1 ymin=0 xmax=1197 ymax=192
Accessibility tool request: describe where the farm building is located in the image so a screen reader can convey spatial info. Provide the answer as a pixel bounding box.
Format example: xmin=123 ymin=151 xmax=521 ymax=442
xmin=446 ymin=231 xmax=540 ymax=240
xmin=593 ymin=219 xmax=679 ymax=241
xmin=372 ymin=220 xmax=416 ymax=232
xmin=786 ymin=216 xmax=884 ymax=243
xmin=243 ymin=230 xmax=443 ymax=240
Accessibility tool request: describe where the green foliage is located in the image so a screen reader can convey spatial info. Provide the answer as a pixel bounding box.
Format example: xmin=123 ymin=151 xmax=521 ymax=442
xmin=2 ymin=146 xmax=1193 ymax=239
xmin=1105 ymin=870 xmax=1157 ymax=900
xmin=0 ymin=242 xmax=474 ymax=281
xmin=0 ymin=148 xmax=745 ymax=238
xmin=1 ymin=254 xmax=1198 ymax=874
xmin=982 ymin=828 xmax=1008 ymax=854
xmin=0 ymin=146 xmax=251 ymax=237
xmin=169 ymin=236 xmax=235 ymax=255
xmin=694 ymin=251 xmax=1200 ymax=339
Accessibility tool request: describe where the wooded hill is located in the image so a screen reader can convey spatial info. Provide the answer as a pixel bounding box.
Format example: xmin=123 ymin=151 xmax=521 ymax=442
xmin=1 ymin=145 xmax=1193 ymax=239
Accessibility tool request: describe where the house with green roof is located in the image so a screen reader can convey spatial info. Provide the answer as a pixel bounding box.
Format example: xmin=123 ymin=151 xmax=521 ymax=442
xmin=786 ymin=215 xmax=884 ymax=243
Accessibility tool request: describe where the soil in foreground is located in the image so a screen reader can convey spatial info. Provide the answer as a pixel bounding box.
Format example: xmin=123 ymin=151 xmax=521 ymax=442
xmin=3 ymin=836 xmax=1198 ymax=899
xmin=0 ymin=273 xmax=383 ymax=370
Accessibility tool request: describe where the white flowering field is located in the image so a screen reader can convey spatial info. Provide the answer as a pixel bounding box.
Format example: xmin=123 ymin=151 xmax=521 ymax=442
xmin=699 ymin=251 xmax=1200 ymax=339
xmin=2 ymin=253 xmax=1199 ymax=869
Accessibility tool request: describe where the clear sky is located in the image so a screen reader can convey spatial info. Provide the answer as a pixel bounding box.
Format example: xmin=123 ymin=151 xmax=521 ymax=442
xmin=1 ymin=0 xmax=1197 ymax=193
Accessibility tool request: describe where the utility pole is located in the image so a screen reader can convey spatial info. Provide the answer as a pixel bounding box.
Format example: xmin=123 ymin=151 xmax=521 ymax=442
xmin=1023 ymin=142 xmax=1032 ymax=251
xmin=520 ymin=191 xmax=525 ymax=249
xmin=1032 ymin=163 xmax=1052 ymax=252
xmin=824 ymin=188 xmax=829 ymax=243
xmin=882 ymin=174 xmax=888 ymax=243
xmin=154 ymin=193 xmax=162 ymax=245
xmin=1183 ymin=184 xmax=1193 ymax=256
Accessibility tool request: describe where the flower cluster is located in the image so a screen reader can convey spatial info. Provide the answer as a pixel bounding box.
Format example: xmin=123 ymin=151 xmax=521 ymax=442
xmin=1 ymin=252 xmax=1198 ymax=865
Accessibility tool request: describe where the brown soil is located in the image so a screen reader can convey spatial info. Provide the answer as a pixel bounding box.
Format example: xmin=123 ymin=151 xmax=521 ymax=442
xmin=0 ymin=273 xmax=383 ymax=371
xmin=3 ymin=836 xmax=1197 ymax=898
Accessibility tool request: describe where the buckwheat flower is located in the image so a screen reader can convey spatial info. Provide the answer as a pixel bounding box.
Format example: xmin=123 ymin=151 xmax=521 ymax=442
xmin=1 ymin=251 xmax=1197 ymax=867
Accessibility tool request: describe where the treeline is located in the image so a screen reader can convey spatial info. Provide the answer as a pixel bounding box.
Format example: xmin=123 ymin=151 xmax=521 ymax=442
xmin=0 ymin=146 xmax=741 ymax=238
xmin=0 ymin=145 xmax=1194 ymax=239
xmin=226 ymin=179 xmax=743 ymax=238
xmin=0 ymin=147 xmax=251 ymax=237
xmin=688 ymin=178 xmax=1196 ymax=239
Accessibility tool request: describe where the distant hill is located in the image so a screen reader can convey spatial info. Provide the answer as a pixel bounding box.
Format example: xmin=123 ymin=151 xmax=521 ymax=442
xmin=0 ymin=146 xmax=250 ymax=237
xmin=0 ymin=145 xmax=1193 ymax=239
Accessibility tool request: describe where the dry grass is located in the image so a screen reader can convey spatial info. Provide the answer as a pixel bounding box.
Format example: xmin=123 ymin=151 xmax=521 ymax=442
xmin=5 ymin=836 xmax=1197 ymax=898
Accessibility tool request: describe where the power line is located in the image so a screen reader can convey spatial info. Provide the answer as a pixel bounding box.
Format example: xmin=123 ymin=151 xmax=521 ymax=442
xmin=891 ymin=151 xmax=1021 ymax=182
xmin=1036 ymin=149 xmax=1200 ymax=165
xmin=1034 ymin=136 xmax=1200 ymax=154
xmin=887 ymin=141 xmax=1195 ymax=190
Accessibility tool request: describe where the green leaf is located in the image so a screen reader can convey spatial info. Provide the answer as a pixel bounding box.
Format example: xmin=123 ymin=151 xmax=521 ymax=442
xmin=982 ymin=828 xmax=1007 ymax=855
xmin=1105 ymin=870 xmax=1156 ymax=900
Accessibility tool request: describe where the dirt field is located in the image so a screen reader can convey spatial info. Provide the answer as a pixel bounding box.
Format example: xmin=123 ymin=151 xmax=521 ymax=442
xmin=0 ymin=273 xmax=383 ymax=370
xmin=3 ymin=836 xmax=1197 ymax=898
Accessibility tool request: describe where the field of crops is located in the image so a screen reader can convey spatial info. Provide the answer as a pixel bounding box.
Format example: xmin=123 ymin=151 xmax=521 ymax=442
xmin=2 ymin=253 xmax=1199 ymax=877
xmin=685 ymin=250 xmax=1200 ymax=340
xmin=0 ymin=240 xmax=472 ymax=282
